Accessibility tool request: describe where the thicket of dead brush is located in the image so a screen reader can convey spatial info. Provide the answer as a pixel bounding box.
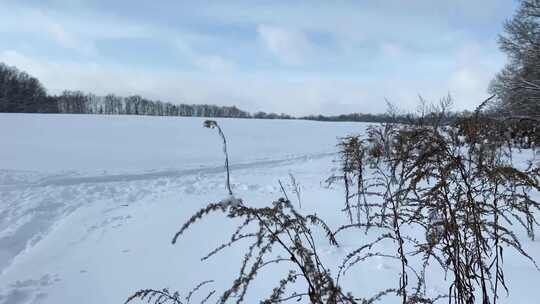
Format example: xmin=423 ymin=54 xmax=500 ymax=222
xmin=331 ymin=98 xmax=539 ymax=304
xmin=126 ymin=98 xmax=539 ymax=304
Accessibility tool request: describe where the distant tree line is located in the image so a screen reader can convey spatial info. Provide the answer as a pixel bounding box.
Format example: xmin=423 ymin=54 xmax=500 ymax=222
xmin=0 ymin=62 xmax=485 ymax=124
xmin=301 ymin=113 xmax=422 ymax=124
xmin=55 ymin=90 xmax=252 ymax=118
xmin=300 ymin=108 xmax=468 ymax=125
xmin=0 ymin=63 xmax=291 ymax=119
xmin=0 ymin=62 xmax=409 ymax=123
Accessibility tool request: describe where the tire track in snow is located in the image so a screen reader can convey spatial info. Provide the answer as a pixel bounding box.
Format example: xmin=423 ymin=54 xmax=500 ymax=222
xmin=0 ymin=151 xmax=335 ymax=277
xmin=1 ymin=152 xmax=335 ymax=189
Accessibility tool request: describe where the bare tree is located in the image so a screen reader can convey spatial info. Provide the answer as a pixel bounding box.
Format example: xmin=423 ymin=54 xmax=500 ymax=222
xmin=490 ymin=0 xmax=540 ymax=118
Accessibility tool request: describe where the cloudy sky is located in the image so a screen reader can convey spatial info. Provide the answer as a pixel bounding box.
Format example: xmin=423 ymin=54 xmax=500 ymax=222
xmin=0 ymin=0 xmax=517 ymax=115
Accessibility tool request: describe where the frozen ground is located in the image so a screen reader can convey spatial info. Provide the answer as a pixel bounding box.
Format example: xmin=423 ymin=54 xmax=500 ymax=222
xmin=0 ymin=114 xmax=538 ymax=304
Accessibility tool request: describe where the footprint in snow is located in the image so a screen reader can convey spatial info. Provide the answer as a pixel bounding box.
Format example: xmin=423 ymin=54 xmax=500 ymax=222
xmin=0 ymin=274 xmax=60 ymax=304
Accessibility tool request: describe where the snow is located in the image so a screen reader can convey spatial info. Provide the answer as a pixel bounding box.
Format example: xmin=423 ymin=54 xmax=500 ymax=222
xmin=0 ymin=114 xmax=361 ymax=173
xmin=0 ymin=113 xmax=539 ymax=304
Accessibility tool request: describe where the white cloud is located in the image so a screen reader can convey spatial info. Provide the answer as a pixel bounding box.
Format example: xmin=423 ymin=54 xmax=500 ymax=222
xmin=0 ymin=8 xmax=96 ymax=55
xmin=257 ymin=25 xmax=314 ymax=65
xmin=42 ymin=16 xmax=96 ymax=55
xmin=380 ymin=42 xmax=404 ymax=59
xmin=173 ymin=39 xmax=235 ymax=73
xmin=0 ymin=3 xmax=236 ymax=74
xmin=444 ymin=42 xmax=504 ymax=109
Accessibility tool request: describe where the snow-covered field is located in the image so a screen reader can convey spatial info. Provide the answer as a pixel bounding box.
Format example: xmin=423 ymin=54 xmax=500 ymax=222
xmin=0 ymin=114 xmax=538 ymax=304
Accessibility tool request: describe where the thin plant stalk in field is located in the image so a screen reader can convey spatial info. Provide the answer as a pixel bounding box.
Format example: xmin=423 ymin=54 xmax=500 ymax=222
xmin=204 ymin=120 xmax=233 ymax=196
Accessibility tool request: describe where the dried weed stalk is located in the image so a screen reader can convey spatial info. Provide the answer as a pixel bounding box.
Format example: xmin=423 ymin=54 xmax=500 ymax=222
xmin=333 ymin=98 xmax=540 ymax=304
